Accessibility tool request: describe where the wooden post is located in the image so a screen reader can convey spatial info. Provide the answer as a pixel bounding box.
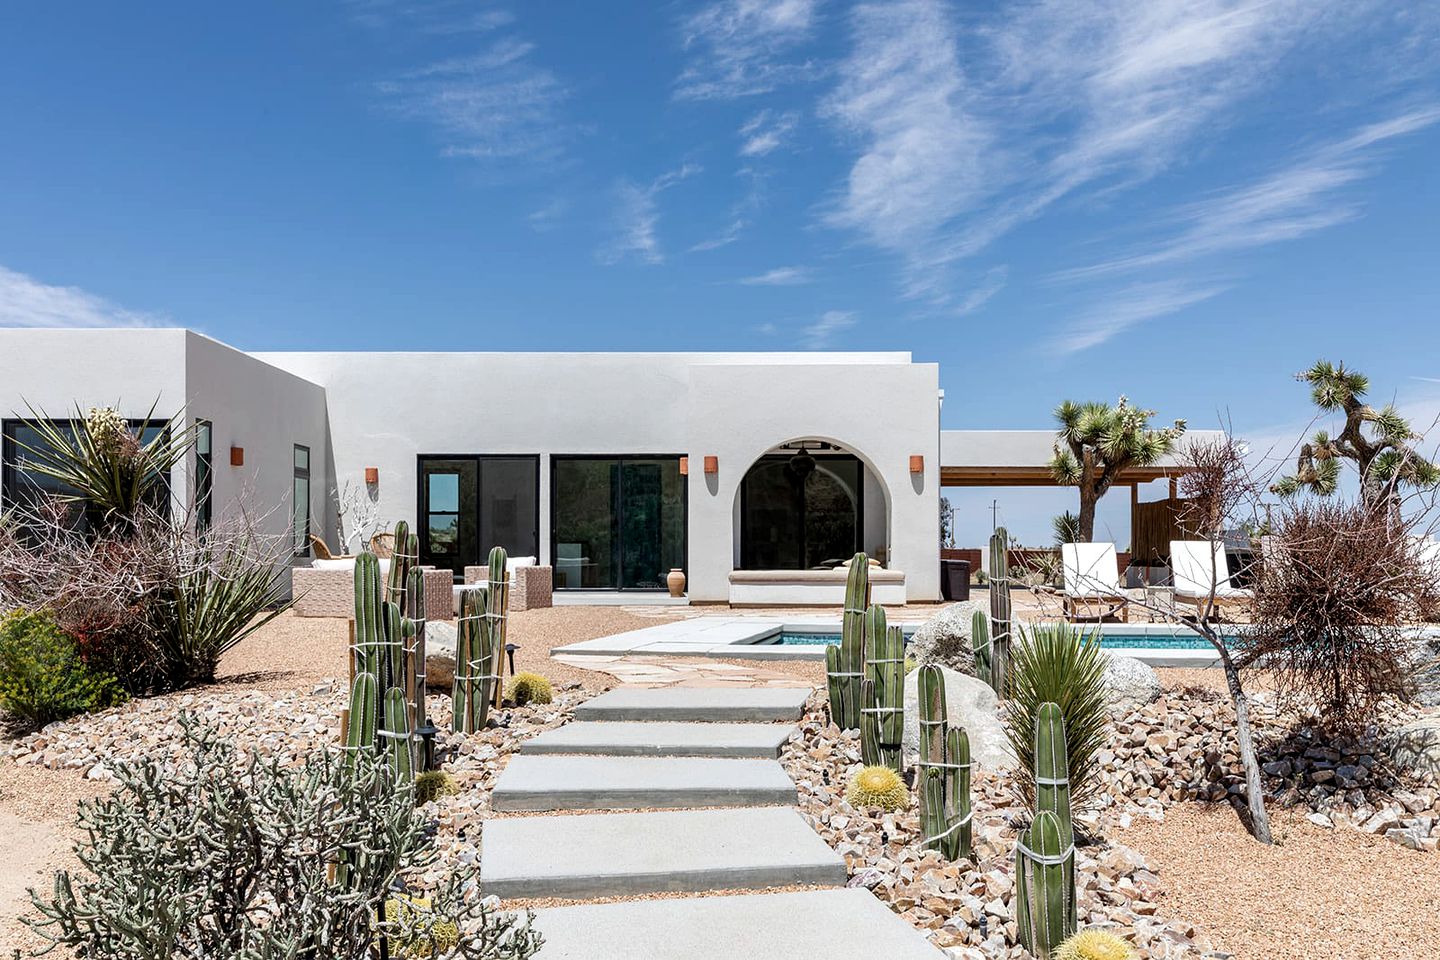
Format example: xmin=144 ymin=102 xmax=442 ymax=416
xmin=1169 ymin=476 xmax=1179 ymax=500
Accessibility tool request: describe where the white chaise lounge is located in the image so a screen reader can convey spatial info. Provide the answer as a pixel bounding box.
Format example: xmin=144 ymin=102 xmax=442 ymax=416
xmin=1170 ymin=540 xmax=1251 ymax=617
xmin=1060 ymin=542 xmax=1129 ymax=622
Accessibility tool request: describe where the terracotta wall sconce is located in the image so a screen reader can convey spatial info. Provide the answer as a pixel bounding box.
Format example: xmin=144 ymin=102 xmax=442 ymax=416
xmin=703 ymin=455 xmax=719 ymax=475
xmin=679 ymin=456 xmax=689 ymax=476
xmin=230 ymin=446 xmax=245 ymax=467
xmin=909 ymin=455 xmax=924 ymax=474
xmin=364 ymin=467 xmax=379 ymax=484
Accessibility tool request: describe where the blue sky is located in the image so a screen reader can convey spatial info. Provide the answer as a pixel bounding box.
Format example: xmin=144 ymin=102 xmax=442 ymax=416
xmin=3 ymin=1 xmax=1439 ymax=546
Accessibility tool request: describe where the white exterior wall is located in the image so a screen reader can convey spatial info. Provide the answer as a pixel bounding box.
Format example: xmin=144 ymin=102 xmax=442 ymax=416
xmin=257 ymin=351 xmax=942 ymax=602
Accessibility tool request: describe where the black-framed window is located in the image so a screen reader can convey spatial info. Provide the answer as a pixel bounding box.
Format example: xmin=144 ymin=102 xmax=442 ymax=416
xmin=418 ymin=456 xmax=540 ymax=578
xmin=740 ymin=453 xmax=864 ymax=570
xmin=1 ymin=418 xmax=172 ymax=534
xmin=195 ymin=420 xmax=213 ymax=532
xmin=551 ymin=456 xmax=686 ymax=590
xmin=293 ymin=444 xmax=310 ymax=557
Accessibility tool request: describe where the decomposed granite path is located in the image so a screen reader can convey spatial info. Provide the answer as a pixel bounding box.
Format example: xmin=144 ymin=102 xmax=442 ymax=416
xmin=480 ymin=685 xmax=946 ymax=960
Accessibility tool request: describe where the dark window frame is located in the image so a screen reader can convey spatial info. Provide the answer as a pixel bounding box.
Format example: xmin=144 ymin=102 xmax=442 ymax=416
xmin=1 ymin=417 xmax=175 ymax=527
xmin=549 ymin=454 xmax=689 ymax=592
xmin=416 ymin=454 xmax=542 ymax=579
xmin=738 ymin=452 xmax=865 ymax=570
xmin=293 ymin=444 xmax=311 ymax=558
xmin=195 ymin=419 xmax=213 ymax=532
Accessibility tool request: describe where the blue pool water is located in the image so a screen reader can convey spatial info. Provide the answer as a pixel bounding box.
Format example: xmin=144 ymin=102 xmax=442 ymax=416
xmin=773 ymin=631 xmax=1228 ymax=650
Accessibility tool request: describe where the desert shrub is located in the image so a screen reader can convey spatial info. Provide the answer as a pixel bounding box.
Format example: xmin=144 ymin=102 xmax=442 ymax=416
xmin=844 ymin=765 xmax=909 ymax=811
xmin=0 ymin=608 xmax=125 ymax=726
xmin=26 ymin=716 xmax=542 ymax=960
xmin=1246 ymin=497 xmax=1440 ymax=730
xmin=1005 ymin=622 xmax=1109 ymax=809
xmin=506 ymin=672 xmax=553 ymax=706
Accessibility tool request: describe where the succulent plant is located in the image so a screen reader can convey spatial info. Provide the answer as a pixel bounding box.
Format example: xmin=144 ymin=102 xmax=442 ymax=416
xmin=404 ymin=566 xmax=428 ymax=735
xmin=860 ymin=607 xmax=904 ymax=772
xmin=413 ymin=770 xmax=459 ymax=806
xmin=826 ymin=553 xmax=870 ymax=730
xmin=971 ymin=609 xmax=991 ymax=680
xmin=484 ymin=546 xmax=509 ymax=709
xmin=451 ymin=585 xmax=497 ymax=734
xmin=387 ymin=520 xmax=418 ymax=615
xmin=1033 ymin=701 xmax=1075 ymax=854
xmin=916 ymin=664 xmax=973 ymax=860
xmin=1055 ymin=929 xmax=1138 ymax=960
xmin=988 ymin=527 xmax=1013 ymax=696
xmin=1015 ymin=808 xmax=1075 ymax=959
xmin=507 ymin=671 xmax=553 ymax=706
xmin=844 ymin=764 xmax=909 ymax=811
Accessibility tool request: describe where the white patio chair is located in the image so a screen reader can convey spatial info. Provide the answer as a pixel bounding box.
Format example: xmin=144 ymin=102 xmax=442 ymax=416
xmin=1060 ymin=542 xmax=1129 ymax=622
xmin=1170 ymin=540 xmax=1251 ymax=617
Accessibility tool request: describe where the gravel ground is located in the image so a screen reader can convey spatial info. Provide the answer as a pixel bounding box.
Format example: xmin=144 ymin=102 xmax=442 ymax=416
xmin=1118 ymin=802 xmax=1440 ymax=960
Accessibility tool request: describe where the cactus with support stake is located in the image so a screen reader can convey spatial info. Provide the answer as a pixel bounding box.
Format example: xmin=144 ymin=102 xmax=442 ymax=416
xmin=404 ymin=566 xmax=428 ymax=736
xmin=916 ymin=664 xmax=973 ymax=860
xmin=1015 ymin=809 xmax=1075 ymax=958
xmin=988 ymin=527 xmax=1013 ymax=697
xmin=971 ymin=609 xmax=991 ymax=682
xmin=860 ymin=608 xmax=904 ymax=772
xmin=1032 ymin=701 xmax=1076 ymax=926
xmin=452 ymin=585 xmax=498 ymax=733
xmin=485 ymin=546 xmax=509 ymax=709
xmin=380 ymin=686 xmax=414 ymax=785
xmin=826 ymin=553 xmax=870 ymax=730
xmin=387 ymin=520 xmax=418 ymax=614
xmin=352 ymin=553 xmax=388 ymax=723
xmin=344 ymin=671 xmax=377 ymax=770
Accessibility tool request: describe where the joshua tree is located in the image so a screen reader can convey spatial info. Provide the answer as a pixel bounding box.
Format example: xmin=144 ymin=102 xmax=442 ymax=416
xmin=1272 ymin=360 xmax=1439 ymax=510
xmin=939 ymin=497 xmax=955 ymax=549
xmin=1048 ymin=397 xmax=1186 ymax=542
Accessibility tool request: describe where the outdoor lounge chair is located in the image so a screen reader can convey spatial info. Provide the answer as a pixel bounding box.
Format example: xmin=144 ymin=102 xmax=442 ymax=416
xmin=1060 ymin=542 xmax=1129 ymax=622
xmin=1170 ymin=540 xmax=1251 ymax=617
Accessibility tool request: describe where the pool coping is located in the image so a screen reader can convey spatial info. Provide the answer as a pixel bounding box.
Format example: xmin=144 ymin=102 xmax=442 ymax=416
xmin=551 ymin=617 xmax=1239 ymax=667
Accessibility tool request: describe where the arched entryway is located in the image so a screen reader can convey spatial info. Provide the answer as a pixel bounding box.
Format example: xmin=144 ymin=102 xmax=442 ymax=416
xmin=734 ymin=439 xmax=891 ymax=570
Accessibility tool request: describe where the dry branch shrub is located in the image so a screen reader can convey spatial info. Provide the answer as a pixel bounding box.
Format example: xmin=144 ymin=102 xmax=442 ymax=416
xmin=1245 ymin=498 xmax=1440 ymax=729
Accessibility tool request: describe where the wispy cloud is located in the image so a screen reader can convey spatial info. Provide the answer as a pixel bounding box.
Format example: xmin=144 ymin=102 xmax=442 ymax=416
xmin=1059 ymin=107 xmax=1440 ymax=279
xmin=689 ymin=168 xmax=767 ymax=252
xmin=344 ymin=0 xmax=513 ymax=34
xmin=527 ymin=197 xmax=568 ymax=232
xmin=819 ymin=0 xmax=1424 ymax=308
xmin=368 ymin=10 xmax=575 ymax=172
xmin=675 ymin=0 xmax=822 ymax=100
xmin=598 ymin=165 xmax=703 ymax=265
xmin=956 ymin=266 xmax=1008 ymax=315
xmin=739 ymin=265 xmax=812 ymax=286
xmin=739 ymin=109 xmax=799 ymax=156
xmin=801 ymin=309 xmax=857 ymax=347
xmin=1049 ymin=279 xmax=1226 ymax=355
xmin=0 ymin=265 xmax=165 ymax=329
xmin=820 ymin=0 xmax=989 ymax=305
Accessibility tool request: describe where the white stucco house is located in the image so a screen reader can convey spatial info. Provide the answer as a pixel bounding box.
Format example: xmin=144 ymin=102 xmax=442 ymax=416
xmin=0 ymin=328 xmax=1206 ymax=605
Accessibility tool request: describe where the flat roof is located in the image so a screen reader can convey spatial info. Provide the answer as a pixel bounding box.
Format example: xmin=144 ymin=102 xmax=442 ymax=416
xmin=940 ymin=429 xmax=1225 ymax=487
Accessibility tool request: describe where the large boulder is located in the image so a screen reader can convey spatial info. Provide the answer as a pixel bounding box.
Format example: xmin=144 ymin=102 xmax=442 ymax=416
xmin=902 ymin=664 xmax=1013 ymax=771
xmin=1386 ymin=714 xmax=1440 ymax=779
xmin=1408 ymin=635 xmax=1440 ymax=708
xmin=1102 ymin=655 xmax=1162 ymax=713
xmin=907 ymin=601 xmax=982 ymax=674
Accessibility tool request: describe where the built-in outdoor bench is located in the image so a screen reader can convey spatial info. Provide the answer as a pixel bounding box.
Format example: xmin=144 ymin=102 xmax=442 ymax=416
xmin=727 ymin=568 xmax=906 ymax=606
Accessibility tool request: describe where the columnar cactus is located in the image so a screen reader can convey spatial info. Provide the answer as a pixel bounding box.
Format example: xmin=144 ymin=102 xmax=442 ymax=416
xmin=1017 ymin=700 xmax=1077 ymax=958
xmin=826 ymin=553 xmax=870 ymax=730
xmin=988 ymin=527 xmax=1012 ymax=697
xmin=916 ymin=665 xmax=973 ymax=860
xmin=344 ymin=671 xmax=377 ymax=770
xmin=1015 ymin=810 xmax=1075 ymax=958
xmin=971 ymin=610 xmax=991 ymax=681
xmin=485 ymin=546 xmax=509 ymax=709
xmin=452 ymin=585 xmax=495 ymax=734
xmin=381 ymin=686 xmax=413 ymax=785
xmin=353 ymin=553 xmax=388 ymax=721
xmin=350 ymin=542 xmax=418 ymax=784
xmin=404 ymin=566 xmax=428 ymax=733
xmin=387 ymin=520 xmax=418 ymax=614
xmin=860 ymin=611 xmax=904 ymax=772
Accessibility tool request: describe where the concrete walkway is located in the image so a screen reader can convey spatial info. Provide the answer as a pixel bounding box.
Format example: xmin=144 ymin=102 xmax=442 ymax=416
xmin=481 ymin=685 xmax=946 ymax=960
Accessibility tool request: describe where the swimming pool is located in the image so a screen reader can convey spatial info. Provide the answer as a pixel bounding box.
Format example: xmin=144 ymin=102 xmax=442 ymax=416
xmin=771 ymin=628 xmax=1237 ymax=651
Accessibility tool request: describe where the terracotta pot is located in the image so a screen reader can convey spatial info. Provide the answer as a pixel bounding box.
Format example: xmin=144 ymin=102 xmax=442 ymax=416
xmin=666 ymin=568 xmax=686 ymax=598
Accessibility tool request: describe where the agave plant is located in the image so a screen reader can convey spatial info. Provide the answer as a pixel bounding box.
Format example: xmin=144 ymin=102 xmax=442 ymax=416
xmin=1004 ymin=621 xmax=1110 ymax=809
xmin=12 ymin=400 xmax=198 ymax=530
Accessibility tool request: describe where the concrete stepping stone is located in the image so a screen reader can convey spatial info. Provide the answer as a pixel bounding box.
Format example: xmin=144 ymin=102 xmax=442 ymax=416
xmin=480 ymin=807 xmax=844 ymax=899
xmin=574 ymin=686 xmax=811 ymax=722
xmin=521 ymin=721 xmax=797 ymax=758
xmin=529 ymin=888 xmax=948 ymax=959
xmin=490 ymin=755 xmax=797 ymax=811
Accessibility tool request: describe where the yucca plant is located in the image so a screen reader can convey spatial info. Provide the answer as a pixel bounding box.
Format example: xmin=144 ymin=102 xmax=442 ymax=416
xmin=1004 ymin=622 xmax=1109 ymax=810
xmin=12 ymin=400 xmax=198 ymax=530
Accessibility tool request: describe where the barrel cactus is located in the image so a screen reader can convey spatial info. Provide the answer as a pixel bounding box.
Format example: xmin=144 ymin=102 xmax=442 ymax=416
xmin=507 ymin=671 xmax=553 ymax=706
xmin=414 ymin=770 xmax=459 ymax=806
xmin=916 ymin=664 xmax=972 ymax=860
xmin=1055 ymin=929 xmax=1137 ymax=960
xmin=826 ymin=553 xmax=870 ymax=731
xmin=844 ymin=764 xmax=909 ymax=811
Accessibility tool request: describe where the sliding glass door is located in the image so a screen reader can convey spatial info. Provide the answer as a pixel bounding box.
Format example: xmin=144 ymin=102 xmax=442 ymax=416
xmin=739 ymin=454 xmax=863 ymax=569
xmin=551 ymin=456 xmax=685 ymax=590
xmin=418 ymin=456 xmax=538 ymax=577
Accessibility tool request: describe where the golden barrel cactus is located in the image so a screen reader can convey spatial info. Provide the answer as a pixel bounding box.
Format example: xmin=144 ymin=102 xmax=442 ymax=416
xmin=845 ymin=764 xmax=909 ymax=811
xmin=507 ymin=671 xmax=554 ymax=706
xmin=1055 ymin=929 xmax=1138 ymax=960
